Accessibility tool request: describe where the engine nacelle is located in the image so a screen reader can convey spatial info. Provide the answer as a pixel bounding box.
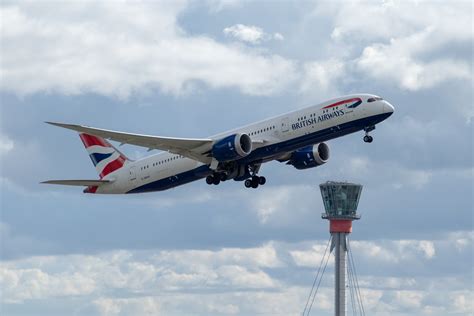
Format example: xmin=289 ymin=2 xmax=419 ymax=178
xmin=290 ymin=143 xmax=330 ymax=170
xmin=212 ymin=133 xmax=252 ymax=162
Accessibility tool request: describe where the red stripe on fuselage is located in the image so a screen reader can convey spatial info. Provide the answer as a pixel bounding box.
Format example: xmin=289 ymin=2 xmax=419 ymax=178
xmin=79 ymin=133 xmax=110 ymax=148
xmin=100 ymin=156 xmax=125 ymax=178
xmin=322 ymin=98 xmax=361 ymax=109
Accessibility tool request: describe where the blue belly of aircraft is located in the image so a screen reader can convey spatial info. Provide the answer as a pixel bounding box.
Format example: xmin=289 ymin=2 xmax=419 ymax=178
xmin=127 ymin=113 xmax=391 ymax=193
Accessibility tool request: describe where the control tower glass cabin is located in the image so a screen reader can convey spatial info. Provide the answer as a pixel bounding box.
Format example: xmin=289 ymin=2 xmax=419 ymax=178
xmin=320 ymin=181 xmax=362 ymax=221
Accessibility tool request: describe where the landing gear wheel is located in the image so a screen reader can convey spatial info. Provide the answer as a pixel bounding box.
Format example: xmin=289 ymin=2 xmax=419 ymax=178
xmin=251 ymin=180 xmax=259 ymax=188
xmin=244 ymin=179 xmax=252 ymax=188
xmin=363 ymin=135 xmax=373 ymax=143
xmin=363 ymin=126 xmax=375 ymax=143
xmin=206 ymin=176 xmax=214 ymax=185
xmin=258 ymin=176 xmax=266 ymax=185
xmin=250 ymin=176 xmax=260 ymax=189
xmin=213 ymin=177 xmax=221 ymax=185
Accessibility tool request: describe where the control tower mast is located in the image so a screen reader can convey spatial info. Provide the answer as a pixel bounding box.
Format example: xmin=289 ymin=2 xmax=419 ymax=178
xmin=319 ymin=181 xmax=362 ymax=316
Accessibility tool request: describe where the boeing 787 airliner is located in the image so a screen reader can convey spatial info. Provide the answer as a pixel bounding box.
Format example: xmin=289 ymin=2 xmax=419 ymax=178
xmin=43 ymin=94 xmax=394 ymax=193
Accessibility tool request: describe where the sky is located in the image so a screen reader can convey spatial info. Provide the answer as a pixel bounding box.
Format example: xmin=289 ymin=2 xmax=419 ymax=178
xmin=0 ymin=0 xmax=472 ymax=315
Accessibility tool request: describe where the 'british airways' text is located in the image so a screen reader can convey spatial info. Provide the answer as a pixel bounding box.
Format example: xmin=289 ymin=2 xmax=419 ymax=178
xmin=292 ymin=109 xmax=345 ymax=130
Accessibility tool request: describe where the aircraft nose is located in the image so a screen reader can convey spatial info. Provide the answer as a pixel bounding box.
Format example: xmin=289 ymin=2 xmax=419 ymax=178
xmin=383 ymin=101 xmax=395 ymax=115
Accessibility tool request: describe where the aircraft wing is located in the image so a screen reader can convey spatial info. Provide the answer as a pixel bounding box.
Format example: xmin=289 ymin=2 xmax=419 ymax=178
xmin=46 ymin=122 xmax=214 ymax=164
xmin=41 ymin=179 xmax=111 ymax=186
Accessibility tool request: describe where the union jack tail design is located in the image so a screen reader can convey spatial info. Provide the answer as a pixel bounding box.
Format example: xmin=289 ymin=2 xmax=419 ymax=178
xmin=79 ymin=133 xmax=129 ymax=179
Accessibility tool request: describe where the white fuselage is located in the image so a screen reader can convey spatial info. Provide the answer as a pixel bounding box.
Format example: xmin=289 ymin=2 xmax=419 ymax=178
xmin=97 ymin=94 xmax=394 ymax=194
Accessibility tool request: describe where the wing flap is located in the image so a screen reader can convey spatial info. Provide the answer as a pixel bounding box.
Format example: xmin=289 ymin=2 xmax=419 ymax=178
xmin=41 ymin=179 xmax=111 ymax=186
xmin=46 ymin=122 xmax=213 ymax=163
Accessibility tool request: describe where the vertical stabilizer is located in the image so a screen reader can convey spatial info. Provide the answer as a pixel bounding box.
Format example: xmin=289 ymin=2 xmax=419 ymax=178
xmin=79 ymin=133 xmax=129 ymax=178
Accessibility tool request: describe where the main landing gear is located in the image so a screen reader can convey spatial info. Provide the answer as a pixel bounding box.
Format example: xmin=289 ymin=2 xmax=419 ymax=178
xmin=243 ymin=164 xmax=266 ymax=189
xmin=363 ymin=126 xmax=375 ymax=143
xmin=205 ymin=164 xmax=267 ymax=189
xmin=205 ymin=172 xmax=227 ymax=185
xmin=244 ymin=175 xmax=266 ymax=189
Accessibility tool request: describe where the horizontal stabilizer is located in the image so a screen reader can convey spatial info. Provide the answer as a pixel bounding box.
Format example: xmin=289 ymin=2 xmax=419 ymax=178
xmin=41 ymin=179 xmax=111 ymax=186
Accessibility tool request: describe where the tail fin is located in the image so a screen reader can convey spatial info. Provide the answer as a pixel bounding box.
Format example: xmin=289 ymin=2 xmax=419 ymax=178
xmin=79 ymin=133 xmax=129 ymax=178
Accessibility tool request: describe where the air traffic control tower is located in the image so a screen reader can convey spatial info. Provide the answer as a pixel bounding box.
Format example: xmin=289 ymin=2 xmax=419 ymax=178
xmin=320 ymin=181 xmax=362 ymax=316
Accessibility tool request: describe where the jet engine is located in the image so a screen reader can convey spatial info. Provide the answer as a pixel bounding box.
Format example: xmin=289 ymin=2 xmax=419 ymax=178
xmin=289 ymin=143 xmax=330 ymax=170
xmin=212 ymin=133 xmax=252 ymax=162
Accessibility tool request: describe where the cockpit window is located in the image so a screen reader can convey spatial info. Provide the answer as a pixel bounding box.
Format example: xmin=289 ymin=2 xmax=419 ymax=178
xmin=367 ymin=97 xmax=383 ymax=103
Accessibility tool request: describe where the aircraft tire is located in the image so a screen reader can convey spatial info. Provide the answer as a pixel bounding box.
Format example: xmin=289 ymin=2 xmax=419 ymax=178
xmin=259 ymin=176 xmax=266 ymax=185
xmin=251 ymin=179 xmax=259 ymax=188
xmin=244 ymin=179 xmax=252 ymax=188
xmin=206 ymin=176 xmax=214 ymax=185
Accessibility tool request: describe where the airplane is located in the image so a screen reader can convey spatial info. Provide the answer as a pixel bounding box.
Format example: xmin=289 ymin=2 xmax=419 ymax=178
xmin=42 ymin=94 xmax=394 ymax=194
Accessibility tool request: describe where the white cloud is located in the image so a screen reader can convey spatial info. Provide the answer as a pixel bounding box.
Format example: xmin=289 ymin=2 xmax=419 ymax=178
xmin=291 ymin=238 xmax=439 ymax=268
xmin=273 ymin=32 xmax=284 ymax=41
xmin=94 ymin=297 xmax=122 ymax=316
xmin=299 ymin=59 xmax=344 ymax=99
xmin=205 ymin=0 xmax=244 ymax=13
xmin=356 ymin=37 xmax=471 ymax=91
xmin=358 ymin=276 xmax=417 ymax=290
xmin=110 ymin=288 xmax=309 ymax=316
xmin=155 ymin=243 xmax=282 ymax=269
xmin=1 ymin=232 xmax=471 ymax=315
xmin=0 ymin=133 xmax=14 ymax=156
xmin=452 ymin=231 xmax=473 ymax=252
xmin=1 ymin=1 xmax=471 ymax=100
xmin=0 ymin=266 xmax=96 ymax=303
xmin=319 ymin=1 xmax=473 ymax=91
xmin=347 ymin=156 xmax=370 ymax=174
xmin=335 ymin=155 xmax=434 ymax=190
xmin=223 ymin=24 xmax=265 ymax=44
xmin=94 ymin=297 xmax=161 ymax=316
xmin=223 ymin=24 xmax=284 ymax=44
xmin=0 ymin=3 xmax=296 ymax=98
xmin=290 ymin=243 xmax=333 ymax=267
xmin=328 ymin=1 xmax=472 ymax=44
xmin=0 ymin=246 xmax=279 ymax=304
xmin=393 ymin=290 xmax=424 ymax=310
xmin=417 ymin=240 xmax=436 ymax=259
xmin=253 ymin=186 xmax=292 ymax=223
xmin=217 ymin=265 xmax=276 ymax=288
xmin=351 ymin=239 xmax=437 ymax=263
xmin=250 ymin=185 xmax=318 ymax=224
xmin=451 ymin=292 xmax=474 ymax=315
